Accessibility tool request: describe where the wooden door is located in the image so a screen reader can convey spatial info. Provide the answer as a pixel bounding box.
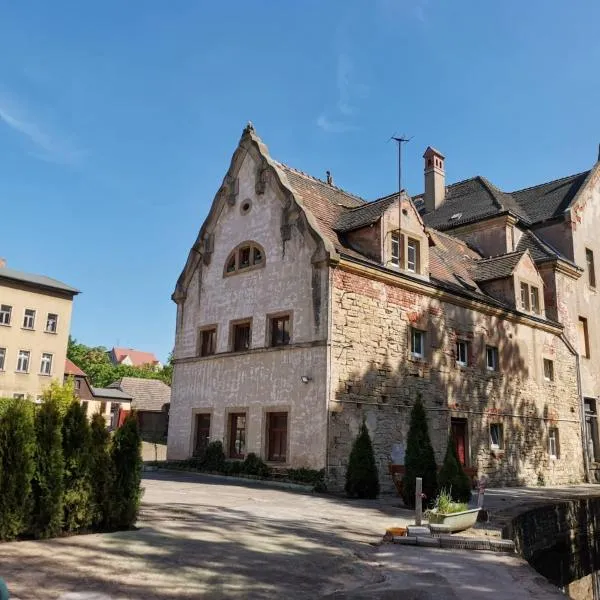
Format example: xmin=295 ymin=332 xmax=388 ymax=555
xmin=451 ymin=419 xmax=468 ymax=466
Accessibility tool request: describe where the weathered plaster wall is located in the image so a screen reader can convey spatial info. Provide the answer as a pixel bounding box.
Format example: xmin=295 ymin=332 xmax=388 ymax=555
xmin=449 ymin=217 xmax=511 ymax=257
xmin=327 ymin=267 xmax=584 ymax=492
xmin=346 ymin=224 xmax=382 ymax=263
xmin=169 ymin=149 xmax=330 ymax=466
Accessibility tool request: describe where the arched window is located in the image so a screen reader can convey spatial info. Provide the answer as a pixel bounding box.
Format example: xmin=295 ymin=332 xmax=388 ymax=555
xmin=224 ymin=242 xmax=265 ymax=276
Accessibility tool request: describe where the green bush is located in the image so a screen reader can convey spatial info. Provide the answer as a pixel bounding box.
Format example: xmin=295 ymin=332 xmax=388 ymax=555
xmin=202 ymin=441 xmax=226 ymax=472
xmin=242 ymin=453 xmax=270 ymax=478
xmin=438 ymin=437 xmax=472 ymax=504
xmin=402 ymin=395 xmax=438 ymax=508
xmin=286 ymin=468 xmax=327 ymax=492
xmin=345 ymin=420 xmax=379 ymax=499
xmin=31 ymin=398 xmax=65 ymax=539
xmin=90 ymin=413 xmax=113 ymax=529
xmin=109 ymin=413 xmax=142 ymax=529
xmin=0 ymin=399 xmax=35 ymax=540
xmin=223 ymin=460 xmax=243 ymax=475
xmin=62 ymin=402 xmax=93 ymax=532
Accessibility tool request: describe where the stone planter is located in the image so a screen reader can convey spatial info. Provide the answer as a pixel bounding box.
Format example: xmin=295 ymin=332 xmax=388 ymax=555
xmin=428 ymin=507 xmax=480 ymax=533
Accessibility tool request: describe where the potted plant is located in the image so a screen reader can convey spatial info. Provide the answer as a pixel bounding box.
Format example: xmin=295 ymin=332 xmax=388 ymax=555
xmin=427 ymin=488 xmax=480 ymax=533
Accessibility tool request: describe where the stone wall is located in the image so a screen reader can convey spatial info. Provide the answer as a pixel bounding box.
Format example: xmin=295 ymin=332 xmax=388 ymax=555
xmin=327 ymin=265 xmax=584 ymax=492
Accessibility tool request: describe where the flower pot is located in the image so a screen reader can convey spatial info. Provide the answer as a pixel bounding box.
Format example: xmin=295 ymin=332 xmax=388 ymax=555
xmin=428 ymin=507 xmax=480 ymax=533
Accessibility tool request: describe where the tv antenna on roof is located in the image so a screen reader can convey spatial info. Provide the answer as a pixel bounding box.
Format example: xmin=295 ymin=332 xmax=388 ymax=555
xmin=389 ymin=133 xmax=413 ymax=247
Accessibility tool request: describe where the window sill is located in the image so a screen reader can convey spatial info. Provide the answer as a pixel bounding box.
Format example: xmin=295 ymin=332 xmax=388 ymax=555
xmin=409 ymin=354 xmax=426 ymax=363
xmin=44 ymin=330 xmax=58 ymax=335
xmin=38 ymin=373 xmax=52 ymax=377
xmin=0 ymin=322 xmax=11 ymax=327
xmin=490 ymin=449 xmax=505 ymax=458
xmin=15 ymin=371 xmax=29 ymax=375
xmin=21 ymin=327 xmax=35 ymax=332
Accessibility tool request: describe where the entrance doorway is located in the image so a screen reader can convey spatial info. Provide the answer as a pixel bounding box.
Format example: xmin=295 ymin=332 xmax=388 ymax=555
xmin=450 ymin=418 xmax=468 ymax=467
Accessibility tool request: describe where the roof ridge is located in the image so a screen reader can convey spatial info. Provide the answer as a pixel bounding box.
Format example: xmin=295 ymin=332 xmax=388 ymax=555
xmin=511 ymin=170 xmax=590 ymax=195
xmin=475 ymin=251 xmax=524 ymax=262
xmin=274 ymin=161 xmax=366 ymax=203
xmin=344 ymin=194 xmax=399 ymax=213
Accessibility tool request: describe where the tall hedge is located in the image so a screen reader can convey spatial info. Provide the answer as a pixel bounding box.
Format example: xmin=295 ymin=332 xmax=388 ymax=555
xmin=110 ymin=413 xmax=142 ymax=529
xmin=345 ymin=420 xmax=380 ymax=499
xmin=438 ymin=436 xmax=472 ymax=503
xmin=90 ymin=413 xmax=113 ymax=529
xmin=401 ymin=395 xmax=438 ymax=508
xmin=62 ymin=401 xmax=93 ymax=532
xmin=31 ymin=398 xmax=65 ymax=538
xmin=0 ymin=399 xmax=35 ymax=540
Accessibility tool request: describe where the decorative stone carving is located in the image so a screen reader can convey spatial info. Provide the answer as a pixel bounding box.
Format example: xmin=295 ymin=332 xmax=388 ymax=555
xmin=202 ymin=234 xmax=214 ymax=266
xmin=224 ymin=176 xmax=239 ymax=206
xmin=256 ymin=158 xmax=269 ymax=195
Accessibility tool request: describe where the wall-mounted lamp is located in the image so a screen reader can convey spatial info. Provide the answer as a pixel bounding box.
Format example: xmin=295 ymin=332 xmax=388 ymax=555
xmin=300 ymin=375 xmax=313 ymax=384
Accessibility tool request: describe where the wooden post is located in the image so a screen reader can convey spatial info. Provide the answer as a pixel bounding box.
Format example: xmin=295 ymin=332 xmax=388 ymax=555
xmin=415 ymin=477 xmax=423 ymax=526
xmin=477 ymin=481 xmax=485 ymax=508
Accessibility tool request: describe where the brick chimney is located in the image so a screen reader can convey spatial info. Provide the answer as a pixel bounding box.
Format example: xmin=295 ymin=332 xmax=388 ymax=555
xmin=423 ymin=146 xmax=445 ymax=212
xmin=0 ymin=258 xmax=5 ymax=268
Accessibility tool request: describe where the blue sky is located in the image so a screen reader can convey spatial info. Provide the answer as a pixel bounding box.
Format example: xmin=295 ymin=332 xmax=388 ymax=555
xmin=0 ymin=1 xmax=598 ymax=361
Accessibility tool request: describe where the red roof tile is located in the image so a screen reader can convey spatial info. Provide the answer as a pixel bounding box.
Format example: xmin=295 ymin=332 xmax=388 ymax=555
xmin=111 ymin=347 xmax=160 ymax=367
xmin=64 ymin=358 xmax=87 ymax=377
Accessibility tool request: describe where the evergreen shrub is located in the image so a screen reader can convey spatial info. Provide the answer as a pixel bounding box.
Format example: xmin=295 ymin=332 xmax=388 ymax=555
xmin=90 ymin=413 xmax=113 ymax=529
xmin=345 ymin=420 xmax=380 ymax=499
xmin=242 ymin=453 xmax=270 ymax=478
xmin=438 ymin=436 xmax=472 ymax=504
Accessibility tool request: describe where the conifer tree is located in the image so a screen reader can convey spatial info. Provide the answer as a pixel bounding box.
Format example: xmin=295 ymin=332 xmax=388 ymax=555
xmin=401 ymin=394 xmax=438 ymax=508
xmin=438 ymin=436 xmax=472 ymax=503
xmin=345 ymin=420 xmax=380 ymax=499
xmin=90 ymin=413 xmax=114 ymax=529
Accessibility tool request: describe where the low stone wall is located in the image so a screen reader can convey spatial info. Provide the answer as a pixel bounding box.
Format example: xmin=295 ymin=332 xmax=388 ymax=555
xmin=504 ymin=498 xmax=600 ymax=598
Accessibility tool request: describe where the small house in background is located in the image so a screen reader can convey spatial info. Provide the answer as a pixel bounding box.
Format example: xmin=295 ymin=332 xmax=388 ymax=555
xmin=107 ymin=377 xmax=171 ymax=441
xmin=64 ymin=358 xmax=132 ymax=428
xmin=108 ymin=347 xmax=162 ymax=369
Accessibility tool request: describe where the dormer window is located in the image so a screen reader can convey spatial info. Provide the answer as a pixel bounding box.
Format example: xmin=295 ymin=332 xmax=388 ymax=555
xmin=520 ymin=282 xmax=541 ymax=315
xmin=224 ymin=242 xmax=266 ymax=276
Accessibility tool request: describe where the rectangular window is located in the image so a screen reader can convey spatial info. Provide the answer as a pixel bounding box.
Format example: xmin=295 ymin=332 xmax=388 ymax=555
xmin=46 ymin=313 xmax=58 ymax=333
xmin=0 ymin=347 xmax=5 ymax=371
xmin=410 ymin=328 xmax=425 ymax=358
xmin=229 ymin=413 xmax=246 ymax=459
xmin=407 ymin=238 xmax=420 ymax=273
xmin=199 ymin=327 xmax=217 ymax=357
xmin=74 ymin=379 xmax=81 ymax=390
xmin=40 ymin=353 xmax=53 ymax=376
xmin=267 ymin=412 xmax=288 ymax=462
xmin=548 ymin=427 xmax=560 ymax=458
xmin=579 ymin=317 xmax=590 ymax=358
xmin=456 ymin=340 xmax=468 ymax=366
xmin=23 ymin=309 xmax=36 ymax=329
xmin=0 ymin=304 xmax=11 ymax=325
xmin=520 ymin=282 xmax=530 ymax=311
xmin=490 ymin=423 xmax=504 ymax=450
xmin=194 ymin=414 xmax=211 ymax=457
xmin=232 ymin=322 xmax=251 ymax=352
xmin=530 ymin=287 xmax=540 ymax=314
xmin=16 ymin=350 xmax=30 ymax=373
xmin=543 ymin=358 xmax=554 ymax=381
xmin=270 ymin=315 xmax=290 ymax=347
xmin=486 ymin=346 xmax=499 ymax=371
xmin=587 ymin=248 xmax=596 ymax=288
xmin=585 ymin=398 xmax=600 ymax=461
xmin=100 ymin=401 xmax=107 ymax=414
xmin=391 ymin=232 xmax=400 ymax=266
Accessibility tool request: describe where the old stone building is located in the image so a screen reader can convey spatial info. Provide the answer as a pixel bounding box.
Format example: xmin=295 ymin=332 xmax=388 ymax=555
xmin=168 ymin=124 xmax=597 ymax=491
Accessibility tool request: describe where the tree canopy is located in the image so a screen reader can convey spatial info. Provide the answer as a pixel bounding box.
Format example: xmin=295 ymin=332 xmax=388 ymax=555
xmin=67 ymin=337 xmax=172 ymax=388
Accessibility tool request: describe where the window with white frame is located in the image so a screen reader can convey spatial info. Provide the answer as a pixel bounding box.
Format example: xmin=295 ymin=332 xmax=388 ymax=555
xmin=486 ymin=345 xmax=499 ymax=371
xmin=490 ymin=423 xmax=504 ymax=450
xmin=410 ymin=328 xmax=425 ymax=358
xmin=407 ymin=238 xmax=420 ymax=273
xmin=40 ymin=353 xmax=53 ymax=376
xmin=543 ymin=358 xmax=554 ymax=381
xmin=16 ymin=350 xmax=30 ymax=373
xmin=520 ymin=282 xmax=541 ymax=315
xmin=548 ymin=427 xmax=560 ymax=458
xmin=0 ymin=347 xmax=5 ymax=371
xmin=23 ymin=309 xmax=36 ymax=329
xmin=456 ymin=340 xmax=469 ymax=366
xmin=0 ymin=304 xmax=12 ymax=325
xmin=391 ymin=232 xmax=400 ymax=266
xmin=46 ymin=313 xmax=58 ymax=333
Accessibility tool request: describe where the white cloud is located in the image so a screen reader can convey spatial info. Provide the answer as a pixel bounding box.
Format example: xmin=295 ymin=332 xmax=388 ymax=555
xmin=0 ymin=97 xmax=84 ymax=165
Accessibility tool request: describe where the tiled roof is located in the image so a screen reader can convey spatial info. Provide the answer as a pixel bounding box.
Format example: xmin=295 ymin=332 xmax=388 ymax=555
xmin=108 ymin=377 xmax=171 ymax=411
xmin=515 ymin=230 xmax=560 ymax=262
xmin=471 ymin=253 xmax=524 ymax=282
xmin=334 ymin=195 xmax=398 ymax=232
xmin=111 ymin=347 xmax=160 ymax=367
xmin=92 ymin=387 xmax=133 ymax=401
xmin=0 ymin=266 xmax=79 ymax=295
xmin=64 ymin=358 xmax=87 ymax=377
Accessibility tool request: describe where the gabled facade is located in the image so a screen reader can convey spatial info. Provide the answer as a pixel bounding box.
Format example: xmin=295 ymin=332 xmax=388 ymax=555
xmin=168 ymin=125 xmax=588 ymax=490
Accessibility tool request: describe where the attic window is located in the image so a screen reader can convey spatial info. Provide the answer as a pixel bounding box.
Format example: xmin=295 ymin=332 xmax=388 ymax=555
xmin=450 ymin=213 xmax=462 ymax=221
xmin=224 ymin=242 xmax=266 ymax=276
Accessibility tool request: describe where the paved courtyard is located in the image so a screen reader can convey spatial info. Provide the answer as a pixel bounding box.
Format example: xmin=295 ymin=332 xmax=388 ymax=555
xmin=0 ymin=471 xmax=564 ymax=599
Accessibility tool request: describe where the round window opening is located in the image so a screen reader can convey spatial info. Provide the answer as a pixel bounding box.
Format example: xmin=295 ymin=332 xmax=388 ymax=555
xmin=241 ymin=199 xmax=252 ymax=215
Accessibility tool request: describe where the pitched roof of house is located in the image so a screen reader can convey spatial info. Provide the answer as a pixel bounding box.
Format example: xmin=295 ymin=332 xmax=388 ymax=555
xmin=515 ymin=230 xmax=560 ymax=262
xmin=0 ymin=266 xmax=79 ymax=295
xmin=91 ymin=387 xmax=133 ymax=401
xmin=111 ymin=347 xmax=160 ymax=367
xmin=64 ymin=358 xmax=87 ymax=377
xmin=420 ymin=170 xmax=592 ymax=230
xmin=334 ymin=195 xmax=398 ymax=232
xmin=471 ymin=252 xmax=524 ymax=282
xmin=108 ymin=377 xmax=171 ymax=411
